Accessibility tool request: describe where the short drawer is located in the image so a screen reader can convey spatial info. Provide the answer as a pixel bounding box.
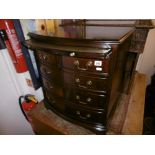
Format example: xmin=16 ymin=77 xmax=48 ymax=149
xmin=62 ymin=56 xmax=110 ymax=74
xmin=40 ymin=64 xmax=62 ymax=82
xmin=74 ymin=74 xmax=108 ymax=92
xmin=44 ymin=89 xmax=65 ymax=112
xmin=72 ymin=89 xmax=107 ymax=109
xmin=42 ymin=77 xmax=64 ymax=97
xmin=36 ymin=51 xmax=57 ymax=65
xmin=66 ymin=105 xmax=106 ymax=125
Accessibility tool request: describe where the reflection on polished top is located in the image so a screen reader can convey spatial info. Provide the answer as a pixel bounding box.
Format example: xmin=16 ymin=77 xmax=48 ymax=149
xmin=27 ymin=20 xmax=154 ymax=50
xmin=28 ymin=19 xmax=154 ymax=43
xmin=28 ymin=26 xmax=135 ymax=42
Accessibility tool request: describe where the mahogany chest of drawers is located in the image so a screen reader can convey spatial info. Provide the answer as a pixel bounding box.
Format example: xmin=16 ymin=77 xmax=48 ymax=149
xmin=25 ymin=21 xmax=153 ymax=134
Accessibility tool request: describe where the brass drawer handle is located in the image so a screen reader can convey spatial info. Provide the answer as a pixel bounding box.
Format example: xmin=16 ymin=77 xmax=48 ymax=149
xmin=86 ymin=61 xmax=93 ymax=67
xmin=43 ymin=55 xmax=48 ymax=60
xmin=46 ymin=71 xmax=51 ymax=74
xmin=75 ymin=78 xmax=87 ymax=88
xmin=75 ymin=78 xmax=92 ymax=89
xmin=46 ymin=95 xmax=55 ymax=103
xmin=75 ymin=78 xmax=80 ymax=83
xmin=49 ymin=85 xmax=53 ymax=89
xmin=76 ymin=95 xmax=88 ymax=105
xmin=76 ymin=95 xmax=80 ymax=100
xmin=74 ymin=60 xmax=93 ymax=71
xmin=38 ymin=54 xmax=42 ymax=59
xmin=86 ymin=97 xmax=92 ymax=102
xmin=87 ymin=80 xmax=92 ymax=86
xmin=76 ymin=111 xmax=91 ymax=119
xmin=78 ymin=85 xmax=87 ymax=89
xmin=47 ymin=81 xmax=53 ymax=89
xmin=44 ymin=68 xmax=51 ymax=74
xmin=79 ymin=101 xmax=87 ymax=105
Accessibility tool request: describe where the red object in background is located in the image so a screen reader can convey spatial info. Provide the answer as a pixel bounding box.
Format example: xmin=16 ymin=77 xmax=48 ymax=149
xmin=19 ymin=95 xmax=38 ymax=121
xmin=0 ymin=19 xmax=28 ymax=73
xmin=22 ymin=100 xmax=36 ymax=111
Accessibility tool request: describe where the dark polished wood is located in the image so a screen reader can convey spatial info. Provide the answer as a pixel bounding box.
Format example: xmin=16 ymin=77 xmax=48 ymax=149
xmin=25 ymin=20 xmax=153 ymax=134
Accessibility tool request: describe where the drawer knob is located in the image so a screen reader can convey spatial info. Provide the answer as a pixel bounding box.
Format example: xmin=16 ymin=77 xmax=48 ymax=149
xmin=76 ymin=111 xmax=80 ymax=115
xmin=38 ymin=54 xmax=42 ymax=59
xmin=76 ymin=95 xmax=80 ymax=100
xmin=43 ymin=55 xmax=47 ymax=60
xmin=45 ymin=81 xmax=53 ymax=89
xmin=70 ymin=52 xmax=75 ymax=57
xmin=44 ymin=68 xmax=51 ymax=74
xmin=86 ymin=61 xmax=93 ymax=67
xmin=74 ymin=60 xmax=79 ymax=66
xmin=86 ymin=97 xmax=92 ymax=102
xmin=87 ymin=80 xmax=92 ymax=86
xmin=46 ymin=95 xmax=55 ymax=103
xmin=86 ymin=114 xmax=91 ymax=118
xmin=75 ymin=78 xmax=80 ymax=83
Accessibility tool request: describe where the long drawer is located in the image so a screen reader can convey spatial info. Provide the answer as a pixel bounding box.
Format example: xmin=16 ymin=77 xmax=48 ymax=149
xmin=42 ymin=77 xmax=64 ymax=98
xmin=40 ymin=64 xmax=63 ymax=83
xmin=71 ymin=89 xmax=107 ymax=110
xmin=44 ymin=89 xmax=65 ymax=112
xmin=63 ymin=70 xmax=108 ymax=93
xmin=66 ymin=104 xmax=106 ymax=125
xmin=62 ymin=56 xmax=110 ymax=74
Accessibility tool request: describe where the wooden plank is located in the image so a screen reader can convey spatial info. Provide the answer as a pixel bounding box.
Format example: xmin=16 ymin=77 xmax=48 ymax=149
xmin=107 ymin=94 xmax=130 ymax=134
xmin=107 ymin=72 xmax=146 ymax=135
xmin=122 ymin=73 xmax=147 ymax=134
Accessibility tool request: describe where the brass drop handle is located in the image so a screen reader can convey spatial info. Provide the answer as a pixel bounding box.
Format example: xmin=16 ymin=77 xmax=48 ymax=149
xmin=43 ymin=55 xmax=48 ymax=60
xmin=75 ymin=78 xmax=92 ymax=89
xmin=86 ymin=97 xmax=92 ymax=102
xmin=49 ymin=84 xmax=53 ymax=89
xmin=75 ymin=78 xmax=87 ymax=88
xmin=44 ymin=68 xmax=51 ymax=74
xmin=76 ymin=95 xmax=88 ymax=105
xmin=74 ymin=60 xmax=79 ymax=66
xmin=86 ymin=61 xmax=93 ymax=67
xmin=76 ymin=95 xmax=80 ymax=100
xmin=74 ymin=60 xmax=93 ymax=71
xmin=46 ymin=71 xmax=51 ymax=74
xmin=87 ymin=80 xmax=92 ymax=86
xmin=46 ymin=80 xmax=53 ymax=89
xmin=47 ymin=82 xmax=53 ymax=89
xmin=75 ymin=78 xmax=80 ymax=83
xmin=46 ymin=94 xmax=55 ymax=103
xmin=76 ymin=111 xmax=91 ymax=119
xmin=38 ymin=54 xmax=42 ymax=59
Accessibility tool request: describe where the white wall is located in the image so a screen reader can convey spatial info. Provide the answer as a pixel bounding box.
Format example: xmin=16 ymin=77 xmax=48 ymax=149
xmin=136 ymin=20 xmax=155 ymax=84
xmin=0 ymin=49 xmax=34 ymax=134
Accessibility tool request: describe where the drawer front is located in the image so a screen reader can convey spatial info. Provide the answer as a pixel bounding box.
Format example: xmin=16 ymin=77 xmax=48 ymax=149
xmin=42 ymin=77 xmax=64 ymax=97
xmin=63 ymin=71 xmax=108 ymax=93
xmin=44 ymin=89 xmax=65 ymax=112
xmin=74 ymin=74 xmax=108 ymax=92
xmin=37 ymin=51 xmax=57 ymax=65
xmin=40 ymin=65 xmax=62 ymax=82
xmin=66 ymin=105 xmax=106 ymax=124
xmin=72 ymin=89 xmax=106 ymax=109
xmin=62 ymin=56 xmax=110 ymax=74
